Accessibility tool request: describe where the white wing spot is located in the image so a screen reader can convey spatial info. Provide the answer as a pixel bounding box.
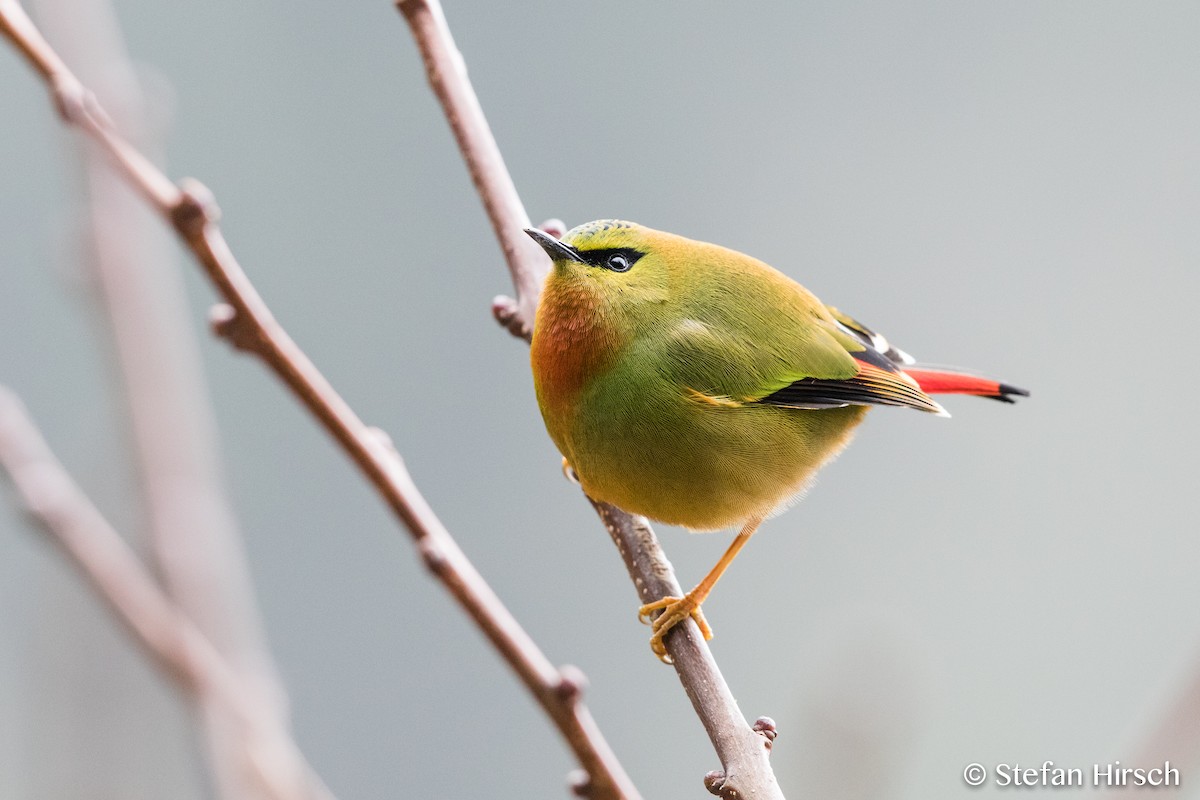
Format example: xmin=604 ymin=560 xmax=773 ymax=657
xmin=675 ymin=318 xmax=713 ymax=337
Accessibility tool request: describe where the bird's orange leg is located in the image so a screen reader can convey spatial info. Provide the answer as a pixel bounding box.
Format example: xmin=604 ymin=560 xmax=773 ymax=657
xmin=638 ymin=516 xmax=763 ymax=662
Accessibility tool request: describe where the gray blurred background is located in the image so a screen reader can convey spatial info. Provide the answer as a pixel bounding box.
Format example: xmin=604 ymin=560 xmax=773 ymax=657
xmin=2 ymin=1 xmax=1198 ymax=798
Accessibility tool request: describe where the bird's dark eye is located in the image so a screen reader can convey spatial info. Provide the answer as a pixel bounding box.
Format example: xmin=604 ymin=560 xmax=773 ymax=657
xmin=578 ymin=247 xmax=643 ymax=272
xmin=606 ymin=253 xmax=631 ymax=272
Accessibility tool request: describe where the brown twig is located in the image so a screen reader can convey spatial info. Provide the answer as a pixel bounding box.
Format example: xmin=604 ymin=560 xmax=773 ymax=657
xmin=394 ymin=0 xmax=548 ymax=341
xmin=0 ymin=389 xmax=333 ymax=800
xmin=33 ymin=0 xmax=297 ymax=796
xmin=396 ymin=1 xmax=783 ymax=796
xmin=0 ymin=1 xmax=637 ymax=796
xmin=590 ymin=504 xmax=783 ymax=799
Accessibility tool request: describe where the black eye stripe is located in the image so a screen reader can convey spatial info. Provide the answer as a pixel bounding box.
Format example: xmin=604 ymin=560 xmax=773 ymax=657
xmin=575 ymin=247 xmax=645 ymax=272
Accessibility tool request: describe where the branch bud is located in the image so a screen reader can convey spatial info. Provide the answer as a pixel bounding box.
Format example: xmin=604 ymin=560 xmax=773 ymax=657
xmin=418 ymin=537 xmax=448 ymax=575
xmin=367 ymin=426 xmax=397 ymax=456
xmin=538 ymin=218 xmax=566 ymax=238
xmin=555 ymin=664 xmax=589 ymax=704
xmin=567 ymin=769 xmax=591 ymax=797
xmin=752 ymin=715 xmax=778 ymax=749
xmin=208 ymin=303 xmax=259 ymax=353
xmin=49 ymin=75 xmax=88 ymax=125
xmin=703 ymin=770 xmax=729 ymax=797
xmin=172 ymin=178 xmax=220 ymax=237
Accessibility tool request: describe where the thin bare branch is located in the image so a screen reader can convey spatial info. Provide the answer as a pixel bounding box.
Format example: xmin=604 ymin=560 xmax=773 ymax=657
xmin=394 ymin=1 xmax=783 ymax=796
xmin=0 ymin=389 xmax=333 ymax=800
xmin=590 ymin=504 xmax=784 ymax=799
xmin=0 ymin=0 xmax=178 ymax=211
xmin=394 ymin=0 xmax=547 ymax=340
xmin=0 ymin=2 xmax=637 ymax=796
xmin=33 ymin=0 xmax=296 ymax=795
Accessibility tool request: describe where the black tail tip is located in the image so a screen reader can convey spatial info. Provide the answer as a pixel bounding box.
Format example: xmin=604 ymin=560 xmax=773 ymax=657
xmin=987 ymin=382 xmax=1030 ymax=403
xmin=1000 ymin=382 xmax=1030 ymax=397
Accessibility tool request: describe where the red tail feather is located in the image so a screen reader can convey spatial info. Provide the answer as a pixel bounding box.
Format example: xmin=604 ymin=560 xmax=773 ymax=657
xmin=906 ymin=369 xmax=1005 ymax=397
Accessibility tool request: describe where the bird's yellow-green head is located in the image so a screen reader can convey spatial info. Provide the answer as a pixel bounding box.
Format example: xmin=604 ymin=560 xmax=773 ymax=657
xmin=525 ymin=220 xmax=674 ymax=320
xmin=524 ymin=219 xmax=811 ymax=334
xmin=526 ymin=220 xmax=690 ymax=424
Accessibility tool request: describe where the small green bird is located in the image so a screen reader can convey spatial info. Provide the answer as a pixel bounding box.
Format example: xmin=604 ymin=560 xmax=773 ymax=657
xmin=526 ymin=220 xmax=1026 ymax=661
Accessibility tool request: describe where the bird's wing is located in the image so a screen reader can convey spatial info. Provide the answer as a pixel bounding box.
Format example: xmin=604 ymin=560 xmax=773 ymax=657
xmin=659 ymin=306 xmax=946 ymax=415
xmin=825 ymin=306 xmax=916 ymax=366
xmin=825 ymin=306 xmax=1028 ymax=404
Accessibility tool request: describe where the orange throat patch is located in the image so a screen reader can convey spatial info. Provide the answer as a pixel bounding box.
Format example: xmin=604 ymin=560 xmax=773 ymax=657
xmin=531 ymin=281 xmax=623 ymax=418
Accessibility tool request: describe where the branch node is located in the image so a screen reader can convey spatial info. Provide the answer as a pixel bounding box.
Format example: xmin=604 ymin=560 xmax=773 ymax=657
xmin=367 ymin=426 xmax=398 ymax=456
xmin=704 ymin=770 xmax=730 ymax=797
xmin=208 ymin=303 xmax=259 ymax=353
xmin=537 ymin=218 xmax=566 ymax=239
xmin=49 ymin=74 xmax=87 ymax=125
xmin=752 ymin=715 xmax=778 ymax=750
xmin=567 ymin=768 xmax=592 ymax=798
xmin=172 ymin=178 xmax=220 ymax=237
xmin=555 ymin=664 xmax=589 ymax=704
xmin=491 ymin=294 xmax=528 ymax=339
xmin=418 ymin=537 xmax=448 ymax=575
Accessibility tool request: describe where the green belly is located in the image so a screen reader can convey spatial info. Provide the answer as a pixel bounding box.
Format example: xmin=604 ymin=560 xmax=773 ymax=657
xmin=561 ymin=376 xmax=868 ymax=530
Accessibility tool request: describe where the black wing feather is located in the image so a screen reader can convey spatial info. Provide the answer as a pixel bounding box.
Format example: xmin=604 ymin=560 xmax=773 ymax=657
xmin=758 ymin=362 xmax=946 ymax=414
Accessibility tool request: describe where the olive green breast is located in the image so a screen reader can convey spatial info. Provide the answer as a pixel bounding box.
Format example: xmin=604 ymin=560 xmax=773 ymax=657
xmin=563 ymin=352 xmax=869 ymax=530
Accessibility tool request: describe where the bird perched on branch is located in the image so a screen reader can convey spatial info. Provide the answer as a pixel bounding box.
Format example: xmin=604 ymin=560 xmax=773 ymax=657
xmin=526 ymin=220 xmax=1026 ymax=661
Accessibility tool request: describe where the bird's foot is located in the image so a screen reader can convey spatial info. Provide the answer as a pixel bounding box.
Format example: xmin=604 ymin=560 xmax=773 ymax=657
xmin=638 ymin=593 xmax=712 ymax=663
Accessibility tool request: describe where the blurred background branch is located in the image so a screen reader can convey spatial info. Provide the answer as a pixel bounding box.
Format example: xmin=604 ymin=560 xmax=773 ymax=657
xmin=0 ymin=1 xmax=637 ymax=796
xmin=32 ymin=0 xmax=294 ymax=796
xmin=0 ymin=388 xmax=333 ymax=800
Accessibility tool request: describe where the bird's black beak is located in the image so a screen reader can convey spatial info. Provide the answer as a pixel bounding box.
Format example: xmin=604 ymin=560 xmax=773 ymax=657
xmin=524 ymin=228 xmax=584 ymax=263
